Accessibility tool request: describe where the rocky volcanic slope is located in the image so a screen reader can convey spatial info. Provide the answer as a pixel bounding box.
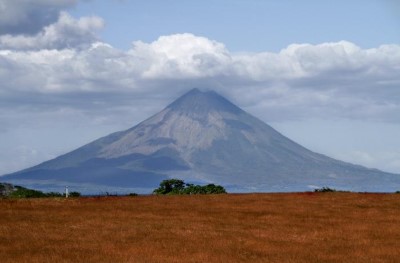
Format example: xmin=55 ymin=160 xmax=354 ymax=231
xmin=2 ymin=89 xmax=400 ymax=193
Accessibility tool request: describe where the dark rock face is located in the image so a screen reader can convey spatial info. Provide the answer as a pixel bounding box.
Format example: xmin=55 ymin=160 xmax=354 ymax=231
xmin=2 ymin=88 xmax=400 ymax=193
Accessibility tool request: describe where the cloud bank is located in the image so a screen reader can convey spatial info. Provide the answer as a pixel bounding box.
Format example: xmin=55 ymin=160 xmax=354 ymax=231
xmin=0 ymin=12 xmax=104 ymax=50
xmin=0 ymin=0 xmax=78 ymax=35
xmin=1 ymin=32 xmax=399 ymax=123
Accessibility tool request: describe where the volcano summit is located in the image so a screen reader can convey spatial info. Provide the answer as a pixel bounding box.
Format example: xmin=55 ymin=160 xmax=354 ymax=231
xmin=3 ymin=89 xmax=400 ymax=193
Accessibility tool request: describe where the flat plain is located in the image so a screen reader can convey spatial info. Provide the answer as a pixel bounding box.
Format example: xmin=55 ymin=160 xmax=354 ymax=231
xmin=0 ymin=193 xmax=399 ymax=262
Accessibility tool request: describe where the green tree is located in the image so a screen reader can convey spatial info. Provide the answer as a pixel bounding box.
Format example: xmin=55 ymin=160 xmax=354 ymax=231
xmin=182 ymin=184 xmax=205 ymax=194
xmin=153 ymin=179 xmax=226 ymax=195
xmin=153 ymin=179 xmax=185 ymax=194
xmin=203 ymin=184 xmax=227 ymax=194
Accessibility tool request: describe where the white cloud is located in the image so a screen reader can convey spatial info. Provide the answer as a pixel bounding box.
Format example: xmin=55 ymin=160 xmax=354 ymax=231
xmin=129 ymin=33 xmax=232 ymax=79
xmin=0 ymin=0 xmax=77 ymax=35
xmin=0 ymin=12 xmax=104 ymax=50
xmin=1 ymin=33 xmax=399 ymax=122
xmin=1 ymin=32 xmax=400 ymax=174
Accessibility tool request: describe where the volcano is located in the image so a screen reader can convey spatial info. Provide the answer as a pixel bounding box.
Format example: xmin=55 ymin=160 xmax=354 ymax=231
xmin=2 ymin=89 xmax=400 ymax=193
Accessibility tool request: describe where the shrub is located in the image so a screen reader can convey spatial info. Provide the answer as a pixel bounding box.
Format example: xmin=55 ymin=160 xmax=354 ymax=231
xmin=69 ymin=191 xmax=81 ymax=197
xmin=202 ymin=184 xmax=227 ymax=194
xmin=128 ymin=193 xmax=138 ymax=197
xmin=182 ymin=184 xmax=205 ymax=194
xmin=314 ymin=187 xmax=337 ymax=193
xmin=46 ymin=192 xmax=63 ymax=197
xmin=0 ymin=183 xmax=74 ymax=198
xmin=153 ymin=179 xmax=226 ymax=195
xmin=9 ymin=186 xmax=47 ymax=198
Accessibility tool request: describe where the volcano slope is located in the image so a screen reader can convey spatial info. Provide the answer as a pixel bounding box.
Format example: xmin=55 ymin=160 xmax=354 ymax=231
xmin=3 ymin=89 xmax=400 ymax=193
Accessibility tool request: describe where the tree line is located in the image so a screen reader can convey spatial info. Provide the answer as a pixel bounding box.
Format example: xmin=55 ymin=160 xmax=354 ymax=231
xmin=0 ymin=183 xmax=80 ymax=198
xmin=153 ymin=179 xmax=226 ymax=195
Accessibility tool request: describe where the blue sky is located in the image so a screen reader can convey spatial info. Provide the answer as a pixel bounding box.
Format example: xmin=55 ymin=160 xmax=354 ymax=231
xmin=0 ymin=0 xmax=399 ymax=176
xmin=70 ymin=0 xmax=400 ymax=52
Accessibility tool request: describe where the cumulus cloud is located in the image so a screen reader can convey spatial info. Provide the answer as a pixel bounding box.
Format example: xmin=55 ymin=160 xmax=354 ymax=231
xmin=0 ymin=12 xmax=104 ymax=50
xmin=1 ymin=33 xmax=400 ymax=174
xmin=0 ymin=0 xmax=77 ymax=35
xmin=130 ymin=33 xmax=232 ymax=78
xmin=1 ymin=33 xmax=399 ymax=123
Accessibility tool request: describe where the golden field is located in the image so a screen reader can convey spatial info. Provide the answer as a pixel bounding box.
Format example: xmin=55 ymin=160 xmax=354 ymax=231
xmin=0 ymin=193 xmax=399 ymax=263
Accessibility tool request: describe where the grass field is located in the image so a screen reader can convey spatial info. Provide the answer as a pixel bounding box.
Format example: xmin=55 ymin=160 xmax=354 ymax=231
xmin=0 ymin=193 xmax=399 ymax=262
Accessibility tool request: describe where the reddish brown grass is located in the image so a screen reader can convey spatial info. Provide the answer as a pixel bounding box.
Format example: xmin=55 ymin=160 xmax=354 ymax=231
xmin=0 ymin=193 xmax=399 ymax=262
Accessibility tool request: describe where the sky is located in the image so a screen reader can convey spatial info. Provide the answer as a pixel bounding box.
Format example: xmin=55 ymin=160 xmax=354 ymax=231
xmin=0 ymin=0 xmax=400 ymax=176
